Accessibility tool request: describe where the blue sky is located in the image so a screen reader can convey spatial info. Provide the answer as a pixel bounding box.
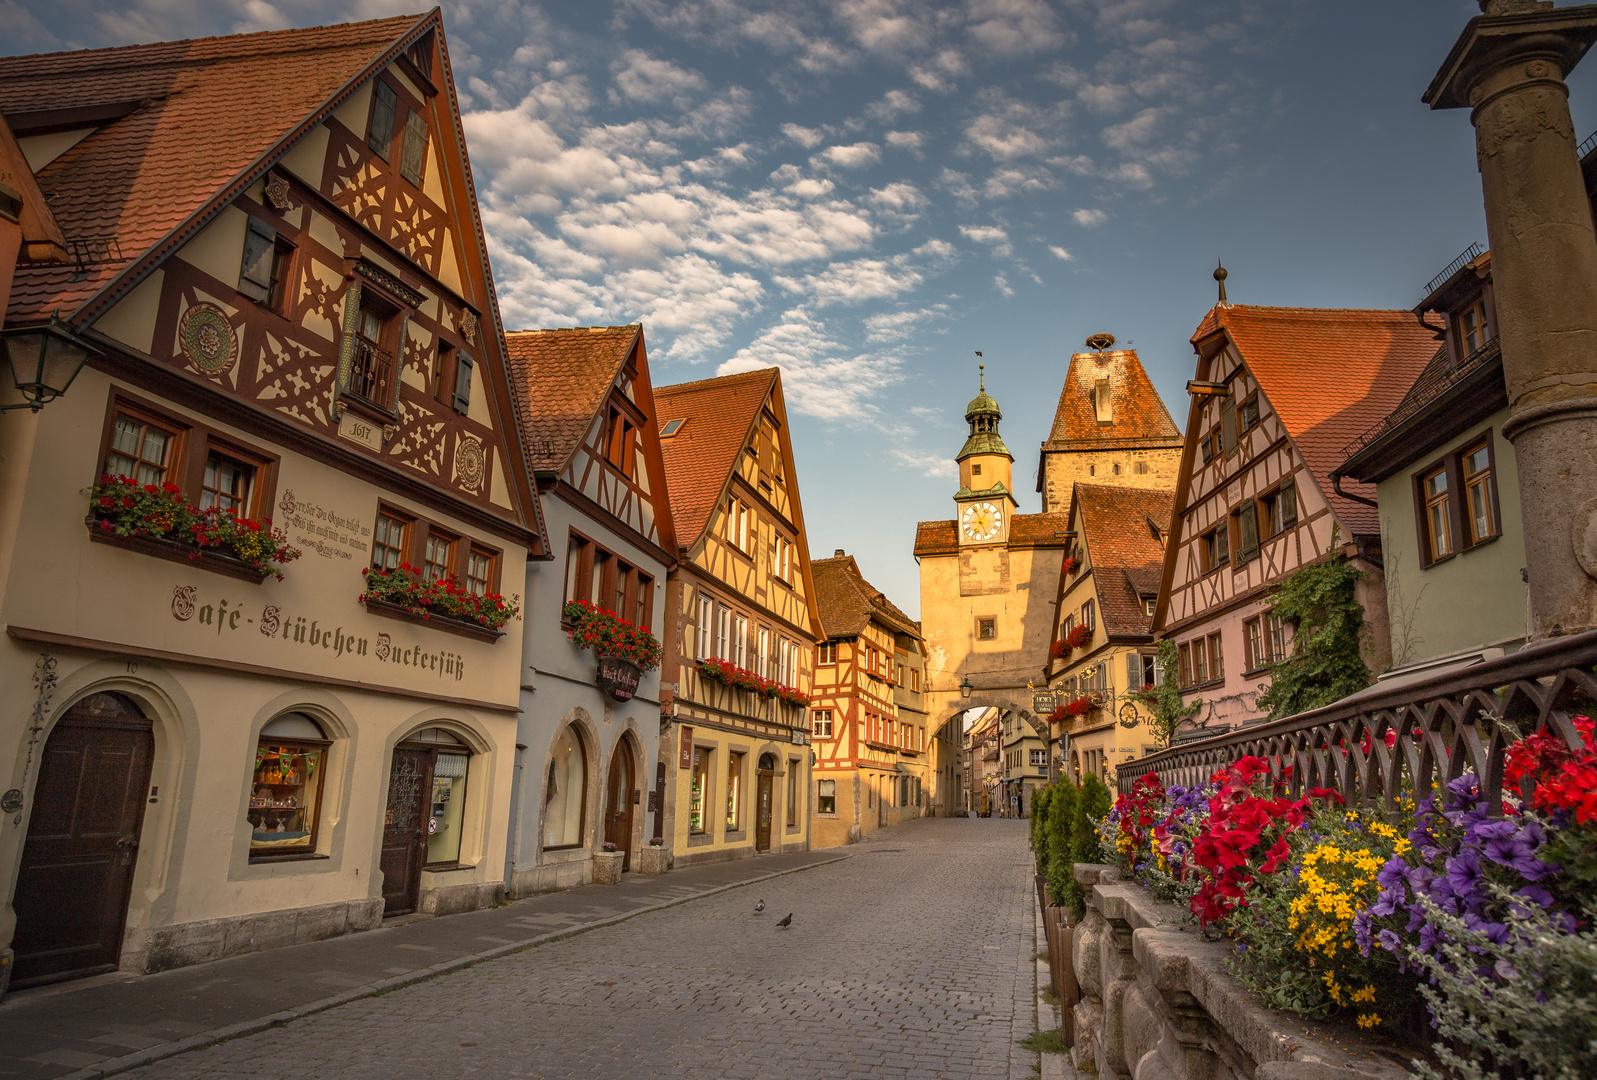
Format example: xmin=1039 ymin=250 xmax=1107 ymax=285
xmin=10 ymin=0 xmax=1597 ymax=618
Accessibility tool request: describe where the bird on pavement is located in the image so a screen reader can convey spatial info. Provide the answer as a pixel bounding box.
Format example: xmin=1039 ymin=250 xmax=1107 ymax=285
xmin=754 ymin=899 xmax=765 ymax=913
xmin=776 ymin=913 xmax=793 ymax=929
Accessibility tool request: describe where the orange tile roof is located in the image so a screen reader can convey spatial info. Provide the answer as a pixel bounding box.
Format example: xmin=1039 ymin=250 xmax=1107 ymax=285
xmin=1043 ymin=349 xmax=1182 ymax=449
xmin=1074 ymin=483 xmax=1174 ymax=638
xmin=811 ymin=555 xmax=919 ymax=639
xmin=912 ymin=511 xmax=1071 ymax=557
xmin=654 ymin=368 xmax=779 ymax=548
xmin=1191 ymin=305 xmax=1441 ymax=533
xmin=0 ymin=15 xmax=425 ymax=323
xmin=505 ymin=326 xmax=639 ymax=472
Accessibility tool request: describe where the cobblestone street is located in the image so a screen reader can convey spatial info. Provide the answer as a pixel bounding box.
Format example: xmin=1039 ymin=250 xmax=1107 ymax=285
xmin=120 ymin=819 xmax=1036 ymax=1080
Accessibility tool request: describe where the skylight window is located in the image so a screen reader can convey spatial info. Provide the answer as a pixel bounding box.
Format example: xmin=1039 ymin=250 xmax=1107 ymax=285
xmin=660 ymin=419 xmax=686 ymax=438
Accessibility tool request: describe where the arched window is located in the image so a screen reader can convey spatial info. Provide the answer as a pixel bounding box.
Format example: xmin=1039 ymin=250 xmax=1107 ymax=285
xmin=250 ymin=713 xmax=330 ymax=860
xmin=545 ymin=725 xmax=587 ymax=849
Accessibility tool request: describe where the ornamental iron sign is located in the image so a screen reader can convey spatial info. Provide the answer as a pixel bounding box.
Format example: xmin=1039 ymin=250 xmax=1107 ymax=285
xmin=596 ymin=654 xmax=642 ymax=702
xmin=1032 ymin=691 xmax=1057 ymax=715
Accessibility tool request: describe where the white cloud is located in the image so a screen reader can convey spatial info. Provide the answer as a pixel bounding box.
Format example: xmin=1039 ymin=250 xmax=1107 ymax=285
xmin=993 ymin=274 xmax=1015 ymax=296
xmin=966 ymin=0 xmax=1067 ymax=56
xmin=1073 ymin=208 xmax=1107 ymax=226
xmin=863 ymin=304 xmax=948 ymax=343
xmin=1048 ymin=245 xmax=1074 ymax=260
xmin=833 ymin=0 xmax=933 ymax=55
xmin=865 ymin=88 xmax=921 ymax=123
xmin=812 ymin=142 xmax=882 ymax=169
xmin=892 ymin=447 xmax=958 ymax=478
xmin=959 ymin=224 xmax=1012 ymax=258
xmin=610 ymin=49 xmax=707 ymax=107
xmin=909 ymin=47 xmax=968 ymax=92
xmin=717 ymin=308 xmax=902 ymax=421
xmin=884 ymin=130 xmax=923 ymax=152
xmin=869 ymin=182 xmax=926 ymax=212
xmin=781 ymin=123 xmax=827 ymax=148
xmin=938 ymin=168 xmax=980 ymax=207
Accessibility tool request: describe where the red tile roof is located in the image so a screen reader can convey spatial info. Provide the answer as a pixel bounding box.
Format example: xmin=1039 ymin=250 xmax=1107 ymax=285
xmin=1043 ymin=349 xmax=1182 ymax=448
xmin=912 ymin=511 xmax=1071 ymax=557
xmin=1073 ymin=483 xmax=1175 ymax=638
xmin=654 ymin=368 xmax=779 ymax=548
xmin=505 ymin=326 xmax=639 ymax=472
xmin=1191 ymin=305 xmax=1441 ymax=533
xmin=0 ymin=15 xmax=424 ymax=323
xmin=811 ymin=555 xmax=919 ymax=639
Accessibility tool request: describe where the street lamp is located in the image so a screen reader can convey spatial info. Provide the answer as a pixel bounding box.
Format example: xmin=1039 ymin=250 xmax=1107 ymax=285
xmin=959 ymin=674 xmax=973 ymax=699
xmin=2 ymin=315 xmax=97 ymax=413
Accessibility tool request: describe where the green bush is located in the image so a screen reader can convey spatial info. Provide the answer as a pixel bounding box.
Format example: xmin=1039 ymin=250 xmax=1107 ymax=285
xmin=1061 ymin=774 xmax=1112 ymax=919
xmin=1046 ymin=780 xmax=1077 ymax=909
xmin=1030 ymin=784 xmax=1054 ymax=865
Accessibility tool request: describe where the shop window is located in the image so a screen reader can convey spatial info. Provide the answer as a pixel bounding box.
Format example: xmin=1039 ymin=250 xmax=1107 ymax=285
xmin=200 ymin=450 xmax=254 ymax=515
xmin=689 ymin=748 xmax=711 ymax=834
xmin=818 ymin=778 xmax=836 ymax=815
xmin=371 ymin=510 xmax=411 ymax=571
xmin=543 ymin=725 xmax=586 ymax=849
xmin=249 ymin=713 xmax=330 ymax=860
xmin=787 ymin=760 xmax=799 ymax=826
xmin=423 ymin=740 xmax=470 ymax=866
xmin=105 ymin=410 xmax=180 ymax=485
xmin=399 ymin=110 xmax=429 ymax=186
xmin=1464 ymin=441 xmax=1498 ymax=545
xmin=369 ymin=80 xmax=398 ymax=160
xmin=726 ymin=751 xmax=744 ymax=832
xmin=812 ymin=709 xmax=833 ymax=738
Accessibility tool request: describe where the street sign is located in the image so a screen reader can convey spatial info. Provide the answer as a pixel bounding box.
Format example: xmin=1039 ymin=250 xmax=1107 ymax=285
xmin=1033 ymin=691 xmax=1057 ymax=715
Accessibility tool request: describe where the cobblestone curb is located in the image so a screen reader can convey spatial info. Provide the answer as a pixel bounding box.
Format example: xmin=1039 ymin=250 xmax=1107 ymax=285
xmin=54 ymin=854 xmax=852 ymax=1080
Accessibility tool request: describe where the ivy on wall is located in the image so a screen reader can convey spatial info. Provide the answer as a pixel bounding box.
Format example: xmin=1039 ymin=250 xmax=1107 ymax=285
xmin=1127 ymin=637 xmax=1201 ymax=749
xmin=1255 ymin=535 xmax=1371 ymax=721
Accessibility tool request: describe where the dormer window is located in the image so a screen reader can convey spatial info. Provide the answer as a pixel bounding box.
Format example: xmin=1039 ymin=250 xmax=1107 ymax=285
xmin=1459 ymin=299 xmax=1489 ymax=355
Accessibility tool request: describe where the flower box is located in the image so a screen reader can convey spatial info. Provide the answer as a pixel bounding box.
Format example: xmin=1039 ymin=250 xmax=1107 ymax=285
xmin=694 ymin=658 xmax=811 ymax=706
xmin=360 ymin=563 xmax=517 ymax=642
xmin=562 ymin=601 xmax=661 ymax=671
xmin=592 ymin=848 xmax=624 ymax=885
xmin=636 ymin=845 xmax=668 ymax=875
xmin=362 ymin=596 xmax=503 ymax=644
xmin=85 ymin=475 xmax=301 ymax=581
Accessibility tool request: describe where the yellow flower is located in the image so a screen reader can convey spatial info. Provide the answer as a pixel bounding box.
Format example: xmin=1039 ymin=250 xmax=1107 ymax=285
xmin=1351 ymin=985 xmax=1376 ymax=1003
xmin=1356 ymin=1013 xmax=1381 ymax=1029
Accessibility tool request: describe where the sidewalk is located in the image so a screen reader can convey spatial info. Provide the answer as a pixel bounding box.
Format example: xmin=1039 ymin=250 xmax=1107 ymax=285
xmin=0 ymin=849 xmax=848 ymax=1080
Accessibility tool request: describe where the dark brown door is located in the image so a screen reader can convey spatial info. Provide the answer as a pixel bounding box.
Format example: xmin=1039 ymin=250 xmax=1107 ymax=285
xmin=11 ymin=693 xmax=153 ymax=989
xmin=604 ymin=743 xmax=634 ymax=871
xmin=381 ymin=747 xmax=431 ymax=916
xmin=755 ymin=772 xmax=773 ymax=852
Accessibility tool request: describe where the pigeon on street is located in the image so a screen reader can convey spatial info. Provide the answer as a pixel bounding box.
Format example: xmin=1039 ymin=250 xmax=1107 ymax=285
xmin=754 ymin=899 xmax=765 ymax=913
xmin=776 ymin=913 xmax=793 ymax=929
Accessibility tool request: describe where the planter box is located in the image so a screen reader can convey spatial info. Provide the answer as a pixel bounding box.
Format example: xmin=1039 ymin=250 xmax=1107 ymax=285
xmin=87 ymin=522 xmax=270 ymax=584
xmin=362 ymin=596 xmax=504 ymax=644
xmin=636 ymin=846 xmax=668 ymax=875
xmin=592 ymin=849 xmax=625 ymax=885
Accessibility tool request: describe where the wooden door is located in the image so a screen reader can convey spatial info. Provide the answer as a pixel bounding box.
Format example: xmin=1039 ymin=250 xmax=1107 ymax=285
xmin=11 ymin=693 xmax=153 ymax=989
xmin=381 ymin=747 xmax=431 ymax=916
xmin=755 ymin=772 xmax=773 ymax=852
xmin=604 ymin=743 xmax=634 ymax=871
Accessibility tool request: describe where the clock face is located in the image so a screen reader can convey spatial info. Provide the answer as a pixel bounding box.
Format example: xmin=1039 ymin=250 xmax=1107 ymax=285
xmin=961 ymin=501 xmax=1004 ymax=542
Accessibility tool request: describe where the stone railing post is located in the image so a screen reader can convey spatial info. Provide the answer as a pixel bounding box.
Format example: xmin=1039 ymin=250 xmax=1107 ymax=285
xmin=1426 ymin=1 xmax=1597 ymax=635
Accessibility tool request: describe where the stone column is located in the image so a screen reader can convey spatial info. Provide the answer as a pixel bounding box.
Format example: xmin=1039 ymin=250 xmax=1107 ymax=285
xmin=1426 ymin=1 xmax=1597 ymax=635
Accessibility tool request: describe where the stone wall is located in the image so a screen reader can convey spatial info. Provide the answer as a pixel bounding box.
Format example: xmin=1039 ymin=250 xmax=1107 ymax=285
xmin=1070 ymin=864 xmax=1413 ymax=1080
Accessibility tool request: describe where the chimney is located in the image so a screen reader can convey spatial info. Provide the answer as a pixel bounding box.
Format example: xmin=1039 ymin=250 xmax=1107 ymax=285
xmin=834 ymin=548 xmax=845 ymax=557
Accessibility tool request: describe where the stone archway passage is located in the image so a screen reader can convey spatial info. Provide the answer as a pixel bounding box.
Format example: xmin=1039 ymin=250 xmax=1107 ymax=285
xmin=11 ymin=692 xmax=154 ymax=989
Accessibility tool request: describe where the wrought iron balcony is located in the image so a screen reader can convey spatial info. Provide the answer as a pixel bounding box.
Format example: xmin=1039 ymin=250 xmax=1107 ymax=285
xmin=349 ymin=337 xmax=395 ymax=407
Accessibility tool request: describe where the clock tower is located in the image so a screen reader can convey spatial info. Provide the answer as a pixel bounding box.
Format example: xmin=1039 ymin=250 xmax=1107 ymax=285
xmin=955 ymin=365 xmax=1018 ymax=546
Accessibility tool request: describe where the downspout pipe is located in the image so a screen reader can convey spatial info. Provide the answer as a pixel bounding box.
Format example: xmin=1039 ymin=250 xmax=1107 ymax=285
xmin=1332 ymin=473 xmax=1379 ymax=509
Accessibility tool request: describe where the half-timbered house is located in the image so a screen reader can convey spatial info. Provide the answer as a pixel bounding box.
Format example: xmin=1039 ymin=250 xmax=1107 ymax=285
xmin=809 ymin=551 xmax=927 ymax=847
xmin=504 ymin=325 xmax=676 ymax=891
xmin=1151 ymin=301 xmax=1437 ymax=734
xmin=1045 ymin=483 xmax=1174 ymax=789
xmin=654 ymin=369 xmax=820 ymax=866
xmin=0 ymin=15 xmax=545 ymax=994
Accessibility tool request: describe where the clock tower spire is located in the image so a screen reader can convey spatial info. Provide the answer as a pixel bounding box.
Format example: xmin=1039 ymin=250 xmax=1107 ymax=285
xmin=955 ymin=362 xmax=1018 ymax=546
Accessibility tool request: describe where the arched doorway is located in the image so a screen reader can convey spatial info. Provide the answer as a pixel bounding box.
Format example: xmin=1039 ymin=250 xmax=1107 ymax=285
xmin=383 ymin=727 xmax=472 ymax=917
xmin=11 ymin=692 xmax=154 ymax=988
xmin=603 ymin=739 xmax=635 ymax=871
xmin=755 ymin=753 xmax=776 ymax=852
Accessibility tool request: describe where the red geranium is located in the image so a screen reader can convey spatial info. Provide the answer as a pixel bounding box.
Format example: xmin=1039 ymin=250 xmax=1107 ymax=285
xmin=1505 ymin=717 xmax=1597 ymax=824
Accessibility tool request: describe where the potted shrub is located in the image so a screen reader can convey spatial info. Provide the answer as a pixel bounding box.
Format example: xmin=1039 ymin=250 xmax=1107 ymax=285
xmin=637 ymin=836 xmax=668 ymax=875
xmin=593 ymin=840 xmax=625 ymax=884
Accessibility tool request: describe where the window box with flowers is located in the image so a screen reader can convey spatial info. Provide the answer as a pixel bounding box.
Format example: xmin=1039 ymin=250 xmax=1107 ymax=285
xmin=86 ymin=474 xmax=301 ymax=584
xmin=1048 ymin=692 xmax=1105 ymax=724
xmin=359 ymin=563 xmax=519 ymax=644
xmin=1062 ymin=556 xmax=1080 ymax=577
xmin=1050 ymin=624 xmax=1093 ymax=659
xmin=561 ymin=601 xmax=663 ymax=701
xmin=693 ymin=659 xmax=812 ymax=708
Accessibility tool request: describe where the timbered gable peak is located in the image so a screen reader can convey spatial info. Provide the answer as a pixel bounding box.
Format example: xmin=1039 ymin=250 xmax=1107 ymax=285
xmin=812 ymin=554 xmax=921 ymax=641
xmin=1066 ymin=483 xmax=1172 ymax=639
xmin=1 ymin=13 xmax=546 ymax=546
xmin=505 ymin=325 xmax=676 ymax=559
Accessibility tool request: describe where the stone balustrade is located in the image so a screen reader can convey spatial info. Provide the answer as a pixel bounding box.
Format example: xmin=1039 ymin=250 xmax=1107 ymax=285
xmin=1070 ymin=864 xmax=1413 ymax=1080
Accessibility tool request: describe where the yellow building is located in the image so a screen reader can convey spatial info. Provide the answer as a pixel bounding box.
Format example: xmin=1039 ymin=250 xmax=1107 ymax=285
xmin=654 ymin=369 xmax=821 ymax=866
xmin=914 ymin=369 xmax=1070 ymax=807
xmin=1045 ymin=483 xmax=1176 ymax=791
xmin=808 ymin=552 xmax=927 ymax=846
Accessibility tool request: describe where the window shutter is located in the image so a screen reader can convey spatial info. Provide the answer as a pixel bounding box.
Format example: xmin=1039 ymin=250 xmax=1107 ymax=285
xmin=369 ymin=82 xmax=398 ymax=160
xmin=1220 ymin=399 xmax=1237 ymax=455
xmin=1126 ymin=652 xmax=1141 ymax=687
xmin=399 ymin=110 xmax=429 ymax=186
xmin=1280 ymin=482 xmax=1298 ymax=528
xmin=1238 ymin=501 xmax=1259 ymax=558
xmin=238 ymin=217 xmax=276 ymax=302
xmin=452 ymin=352 xmax=473 ymax=413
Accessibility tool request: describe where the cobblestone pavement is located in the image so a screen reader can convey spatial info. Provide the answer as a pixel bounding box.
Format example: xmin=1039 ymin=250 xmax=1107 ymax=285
xmin=121 ymin=818 xmax=1037 ymax=1080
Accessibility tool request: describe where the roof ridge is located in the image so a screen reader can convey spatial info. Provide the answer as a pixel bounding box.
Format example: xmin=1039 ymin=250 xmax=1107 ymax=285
xmin=654 ymin=366 xmax=778 ymax=397
xmin=0 ymin=15 xmax=425 ymax=71
xmin=510 ymin=324 xmax=641 ymax=334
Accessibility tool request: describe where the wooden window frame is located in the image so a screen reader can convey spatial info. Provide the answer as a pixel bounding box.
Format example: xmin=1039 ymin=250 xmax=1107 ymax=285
xmin=817 ymin=778 xmax=836 ymax=815
xmin=248 ymin=727 xmax=332 ymax=863
xmin=1234 ymin=500 xmax=1260 ymax=566
xmin=371 ymin=504 xmax=417 ymax=572
xmin=197 ymin=436 xmax=273 ymax=520
xmin=818 ymin=641 xmax=837 ymax=666
xmin=976 ymin=617 xmax=996 ymax=641
xmin=101 ymin=399 xmax=189 ymax=489
xmin=1207 ymin=632 xmax=1225 ymax=687
xmin=419 ymin=524 xmax=458 ymax=584
xmin=812 ymin=709 xmax=834 ymax=739
xmin=1461 ymin=434 xmax=1502 ymax=547
xmin=1415 ymin=458 xmax=1457 ymax=568
xmin=1238 ymin=394 xmax=1260 ymax=432
xmin=465 ymin=544 xmax=497 ymax=597
xmin=1457 ymin=298 xmax=1490 ymax=356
